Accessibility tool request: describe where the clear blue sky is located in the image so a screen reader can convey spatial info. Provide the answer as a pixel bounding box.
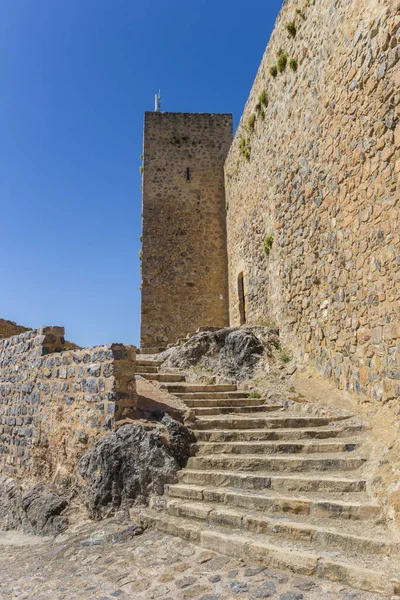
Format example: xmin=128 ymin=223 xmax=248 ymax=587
xmin=0 ymin=0 xmax=283 ymax=348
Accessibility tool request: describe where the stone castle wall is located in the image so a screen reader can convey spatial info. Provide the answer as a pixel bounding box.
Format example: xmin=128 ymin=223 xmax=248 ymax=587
xmin=140 ymin=112 xmax=232 ymax=351
xmin=0 ymin=327 xmax=136 ymax=479
xmin=225 ymin=0 xmax=399 ymax=401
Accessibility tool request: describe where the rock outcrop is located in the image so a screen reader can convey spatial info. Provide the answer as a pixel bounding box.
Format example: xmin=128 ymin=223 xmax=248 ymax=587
xmin=0 ymin=477 xmax=24 ymax=531
xmin=160 ymin=327 xmax=278 ymax=380
xmin=21 ymin=483 xmax=68 ymax=536
xmin=0 ymin=416 xmax=193 ymax=532
xmin=0 ymin=477 xmax=68 ymax=536
xmin=78 ymin=418 xmax=194 ymax=520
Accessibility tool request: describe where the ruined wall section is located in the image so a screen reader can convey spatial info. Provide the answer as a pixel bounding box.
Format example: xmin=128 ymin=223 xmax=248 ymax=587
xmin=141 ymin=112 xmax=232 ymax=351
xmin=0 ymin=327 xmax=136 ymax=479
xmin=0 ymin=319 xmax=30 ymax=339
xmin=225 ymin=0 xmax=399 ymax=401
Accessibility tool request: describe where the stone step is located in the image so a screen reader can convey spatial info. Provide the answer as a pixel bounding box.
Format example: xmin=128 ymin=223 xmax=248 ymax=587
xmin=240 ymin=512 xmax=398 ymax=557
xmin=192 ymin=439 xmax=360 ymax=456
xmin=167 ymin=488 xmax=380 ymax=521
xmin=150 ymin=503 xmax=399 ymax=558
xmin=135 ymin=365 xmax=159 ymax=374
xmin=177 ymin=391 xmax=249 ymax=400
xmin=191 ymin=404 xmax=283 ymax=416
xmin=136 ymin=359 xmax=164 ymax=367
xmin=146 ymin=512 xmax=397 ymax=596
xmin=187 ymin=453 xmax=367 ymax=473
xmin=194 ymin=424 xmax=363 ymax=442
xmin=162 ymin=383 xmax=238 ymax=394
xmin=192 ymin=415 xmax=351 ymax=431
xmin=138 ymin=373 xmax=186 ymax=383
xmin=185 ymin=397 xmax=267 ymax=408
xmin=167 ymin=483 xmax=369 ymax=506
xmin=178 ymin=470 xmax=367 ymax=493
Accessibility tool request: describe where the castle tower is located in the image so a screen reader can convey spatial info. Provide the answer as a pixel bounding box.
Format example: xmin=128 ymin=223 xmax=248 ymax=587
xmin=140 ymin=112 xmax=232 ymax=352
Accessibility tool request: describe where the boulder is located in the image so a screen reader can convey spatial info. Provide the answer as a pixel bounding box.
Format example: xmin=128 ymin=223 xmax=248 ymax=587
xmin=21 ymin=483 xmax=68 ymax=536
xmin=0 ymin=477 xmax=68 ymax=536
xmin=78 ymin=419 xmax=194 ymax=520
xmin=160 ymin=327 xmax=276 ymax=380
xmin=161 ymin=414 xmax=193 ymax=467
xmin=0 ymin=477 xmax=24 ymax=531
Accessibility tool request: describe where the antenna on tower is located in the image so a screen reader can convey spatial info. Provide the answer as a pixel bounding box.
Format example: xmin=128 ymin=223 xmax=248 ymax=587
xmin=154 ymin=90 xmax=161 ymax=112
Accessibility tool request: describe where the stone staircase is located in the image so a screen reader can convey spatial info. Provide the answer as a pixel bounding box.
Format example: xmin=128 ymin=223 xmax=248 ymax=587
xmin=135 ymin=357 xmax=400 ymax=597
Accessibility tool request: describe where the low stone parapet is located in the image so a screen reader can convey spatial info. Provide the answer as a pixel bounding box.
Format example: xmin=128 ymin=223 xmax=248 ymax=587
xmin=0 ymin=326 xmax=137 ymax=479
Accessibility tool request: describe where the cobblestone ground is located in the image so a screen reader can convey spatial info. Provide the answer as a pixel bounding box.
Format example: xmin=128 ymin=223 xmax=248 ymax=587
xmin=0 ymin=516 xmax=384 ymax=600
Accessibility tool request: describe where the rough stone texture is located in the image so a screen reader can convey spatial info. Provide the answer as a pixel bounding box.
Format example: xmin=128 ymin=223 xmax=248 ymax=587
xmin=0 ymin=327 xmax=137 ymax=481
xmin=21 ymin=483 xmax=68 ymax=536
xmin=140 ymin=112 xmax=232 ymax=351
xmin=0 ymin=524 xmax=386 ymax=600
xmin=0 ymin=318 xmax=30 ymax=339
xmin=161 ymin=414 xmax=194 ymax=468
xmin=0 ymin=317 xmax=80 ymax=349
xmin=160 ymin=327 xmax=273 ymax=380
xmin=78 ymin=419 xmax=194 ymax=520
xmin=0 ymin=476 xmax=24 ymax=531
xmin=0 ymin=477 xmax=67 ymax=536
xmin=225 ymin=0 xmax=399 ymax=403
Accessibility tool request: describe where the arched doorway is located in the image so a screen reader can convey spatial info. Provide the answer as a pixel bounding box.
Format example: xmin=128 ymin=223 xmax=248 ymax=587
xmin=238 ymin=272 xmax=246 ymax=325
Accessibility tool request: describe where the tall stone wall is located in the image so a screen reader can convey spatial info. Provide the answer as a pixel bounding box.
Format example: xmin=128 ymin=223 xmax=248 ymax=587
xmin=0 ymin=327 xmax=136 ymax=479
xmin=225 ymin=0 xmax=399 ymax=401
xmin=140 ymin=112 xmax=232 ymax=351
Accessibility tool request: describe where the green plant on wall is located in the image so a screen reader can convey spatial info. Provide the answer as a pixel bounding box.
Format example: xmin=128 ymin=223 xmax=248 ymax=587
xmin=239 ymin=137 xmax=251 ymax=161
xmin=277 ymin=49 xmax=288 ymax=73
xmin=264 ymin=235 xmax=274 ymax=256
xmin=139 ymin=165 xmax=144 ymax=174
xmin=286 ymin=21 xmax=297 ymax=37
xmin=270 ymin=65 xmax=278 ymax=78
xmin=279 ymin=349 xmax=292 ymax=364
xmin=259 ymin=90 xmax=267 ymax=107
xmin=247 ymin=114 xmax=256 ymax=133
xmin=289 ymin=58 xmax=298 ymax=72
xmin=256 ymin=90 xmax=268 ymax=119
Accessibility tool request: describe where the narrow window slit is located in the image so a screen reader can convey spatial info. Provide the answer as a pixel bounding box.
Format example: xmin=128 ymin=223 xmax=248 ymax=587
xmin=186 ymin=168 xmax=190 ymax=181
xmin=238 ymin=272 xmax=247 ymax=325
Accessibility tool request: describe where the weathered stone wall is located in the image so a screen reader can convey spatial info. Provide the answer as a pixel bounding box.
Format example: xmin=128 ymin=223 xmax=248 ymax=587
xmin=0 ymin=318 xmax=80 ymax=350
xmin=225 ymin=0 xmax=399 ymax=402
xmin=141 ymin=112 xmax=232 ymax=351
xmin=0 ymin=319 xmax=30 ymax=340
xmin=0 ymin=327 xmax=136 ymax=480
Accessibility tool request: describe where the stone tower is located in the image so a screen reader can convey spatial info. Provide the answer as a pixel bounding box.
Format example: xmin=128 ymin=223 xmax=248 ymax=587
xmin=140 ymin=112 xmax=232 ymax=352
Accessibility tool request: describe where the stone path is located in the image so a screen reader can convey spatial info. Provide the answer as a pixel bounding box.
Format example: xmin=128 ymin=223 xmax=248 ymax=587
xmin=0 ymin=517 xmax=384 ymax=600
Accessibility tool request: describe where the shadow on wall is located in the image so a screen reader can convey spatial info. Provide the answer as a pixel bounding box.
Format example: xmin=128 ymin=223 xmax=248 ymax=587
xmin=238 ymin=272 xmax=247 ymax=325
